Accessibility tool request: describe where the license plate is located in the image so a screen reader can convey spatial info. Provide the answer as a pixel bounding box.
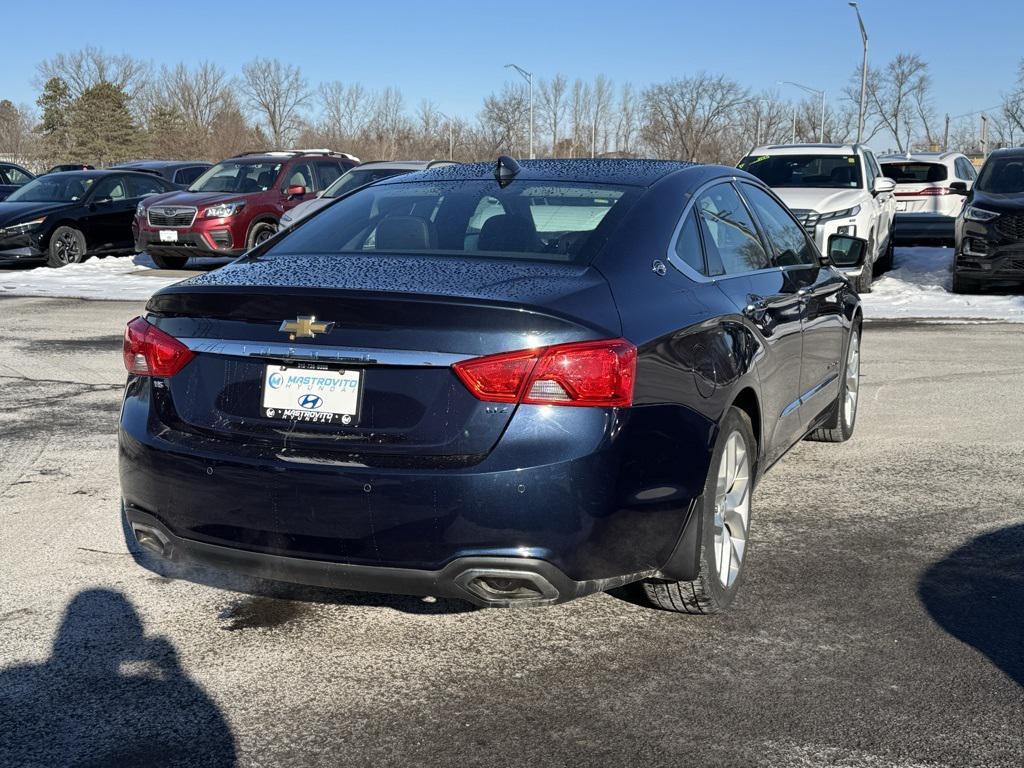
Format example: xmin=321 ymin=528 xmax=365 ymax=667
xmin=159 ymin=229 xmax=179 ymax=242
xmin=896 ymin=201 xmax=908 ymax=212
xmin=262 ymin=365 xmax=361 ymax=424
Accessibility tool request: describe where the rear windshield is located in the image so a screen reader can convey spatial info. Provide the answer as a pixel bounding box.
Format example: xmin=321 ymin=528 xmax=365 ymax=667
xmin=880 ymin=162 xmax=947 ymax=183
xmin=738 ymin=154 xmax=863 ymax=188
xmin=264 ymin=179 xmax=638 ymax=265
xmin=976 ymin=156 xmax=1024 ymax=194
xmin=190 ymin=161 xmax=282 ymax=193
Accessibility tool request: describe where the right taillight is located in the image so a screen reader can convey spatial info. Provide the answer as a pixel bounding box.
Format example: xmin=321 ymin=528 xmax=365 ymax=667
xmin=122 ymin=316 xmax=194 ymax=377
xmin=453 ymin=339 xmax=636 ymax=408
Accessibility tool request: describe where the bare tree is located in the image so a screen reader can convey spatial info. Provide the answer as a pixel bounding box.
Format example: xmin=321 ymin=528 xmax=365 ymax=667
xmin=615 ymin=83 xmax=639 ymax=156
xmin=568 ymin=79 xmax=591 ymax=157
xmin=0 ymin=101 xmax=36 ymax=161
xmin=37 ymin=46 xmax=150 ymax=103
xmin=480 ymin=83 xmax=530 ymax=156
xmin=590 ymin=75 xmax=614 ymax=157
xmin=537 ymin=74 xmax=568 ymax=156
xmin=368 ymin=87 xmax=411 ymax=159
xmin=318 ymin=81 xmax=372 ymax=144
xmin=857 ymin=54 xmax=932 ymax=153
xmin=240 ymin=58 xmax=310 ymax=148
xmin=640 ymin=73 xmax=749 ymax=162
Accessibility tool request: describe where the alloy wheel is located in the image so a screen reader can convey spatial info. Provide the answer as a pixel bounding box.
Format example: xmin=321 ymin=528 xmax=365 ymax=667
xmin=55 ymin=232 xmax=80 ymax=264
xmin=713 ymin=431 xmax=751 ymax=588
xmin=844 ymin=332 xmax=861 ymax=427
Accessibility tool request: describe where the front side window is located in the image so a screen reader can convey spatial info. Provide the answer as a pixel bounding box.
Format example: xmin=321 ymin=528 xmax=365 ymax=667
xmin=92 ymin=175 xmax=128 ymax=201
xmin=189 ymin=161 xmax=282 ymax=193
xmin=3 ymin=166 xmax=32 ymax=185
xmin=976 ymin=157 xmax=1024 ymax=194
xmin=129 ymin=175 xmax=168 ymax=198
xmin=739 ymin=154 xmax=863 ymax=189
xmin=285 ymin=162 xmax=314 ymax=190
xmin=694 ymin=183 xmax=771 ymax=275
xmin=263 ymin=179 xmax=637 ymax=265
xmin=323 ymin=168 xmax=410 ymax=199
xmin=740 ymin=183 xmax=815 ymax=267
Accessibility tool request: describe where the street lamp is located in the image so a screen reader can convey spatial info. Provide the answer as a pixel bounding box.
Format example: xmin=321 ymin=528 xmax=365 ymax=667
xmin=849 ymin=2 xmax=868 ymax=144
xmin=505 ymin=63 xmax=534 ymax=159
xmin=437 ymin=111 xmax=456 ymax=161
xmin=780 ymin=81 xmax=826 ymax=143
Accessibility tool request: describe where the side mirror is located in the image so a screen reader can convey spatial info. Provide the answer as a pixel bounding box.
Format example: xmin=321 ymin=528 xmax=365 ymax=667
xmin=286 ymin=184 xmax=306 ymax=198
xmin=872 ymin=177 xmax=896 ymax=195
xmin=827 ymin=234 xmax=869 ymax=269
xmin=949 ymin=181 xmax=969 ymax=195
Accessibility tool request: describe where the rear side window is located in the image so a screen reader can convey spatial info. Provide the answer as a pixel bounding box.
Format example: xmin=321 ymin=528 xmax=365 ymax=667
xmin=673 ymin=209 xmax=706 ymax=275
xmin=265 ymin=180 xmax=637 ymax=265
xmin=740 ymin=183 xmax=815 ymax=267
xmin=129 ymin=175 xmax=169 ymax=198
xmin=315 ymin=161 xmax=344 ymax=189
xmin=881 ymin=162 xmax=948 ymax=183
xmin=174 ymin=166 xmax=206 ymax=186
xmin=694 ymin=183 xmax=771 ymax=275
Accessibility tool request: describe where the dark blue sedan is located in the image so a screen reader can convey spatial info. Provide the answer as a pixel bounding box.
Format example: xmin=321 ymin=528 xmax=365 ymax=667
xmin=118 ymin=157 xmax=866 ymax=611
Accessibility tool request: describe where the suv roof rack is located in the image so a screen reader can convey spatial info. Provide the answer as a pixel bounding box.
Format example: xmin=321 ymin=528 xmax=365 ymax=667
xmin=231 ymin=149 xmax=361 ymax=162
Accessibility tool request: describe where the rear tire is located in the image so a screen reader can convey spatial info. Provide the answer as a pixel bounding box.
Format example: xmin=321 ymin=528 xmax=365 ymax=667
xmin=47 ymin=226 xmax=87 ymax=268
xmin=643 ymin=406 xmax=756 ymax=614
xmin=807 ymin=327 xmax=861 ymax=442
xmin=150 ymin=253 xmax=189 ymax=270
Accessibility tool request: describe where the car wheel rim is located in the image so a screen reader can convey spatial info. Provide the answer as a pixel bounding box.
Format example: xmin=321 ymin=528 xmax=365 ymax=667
xmin=713 ymin=430 xmax=750 ymax=588
xmin=844 ymin=332 xmax=861 ymax=427
xmin=255 ymin=227 xmax=274 ymax=244
xmin=56 ymin=233 xmax=79 ymax=264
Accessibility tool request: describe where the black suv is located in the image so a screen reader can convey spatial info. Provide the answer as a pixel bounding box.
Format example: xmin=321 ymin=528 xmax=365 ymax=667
xmin=954 ymin=147 xmax=1024 ymax=292
xmin=111 ymin=160 xmax=212 ymax=189
xmin=0 ymin=162 xmax=34 ymax=200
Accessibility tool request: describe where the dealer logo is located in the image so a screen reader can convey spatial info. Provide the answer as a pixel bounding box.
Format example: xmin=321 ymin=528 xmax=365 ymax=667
xmin=268 ymin=372 xmax=284 ymax=389
xmin=298 ymin=394 xmax=323 ymax=410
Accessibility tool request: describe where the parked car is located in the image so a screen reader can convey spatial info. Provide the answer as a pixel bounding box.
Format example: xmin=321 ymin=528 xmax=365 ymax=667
xmin=111 ymin=160 xmax=212 ymax=189
xmin=119 ymin=157 xmax=866 ymax=612
xmin=0 ymin=170 xmax=175 ymax=267
xmin=0 ymin=162 xmax=35 ymax=201
xmin=879 ymin=151 xmax=974 ymax=245
xmin=280 ymin=160 xmax=456 ymax=229
xmin=134 ymin=150 xmax=359 ymax=269
xmin=42 ymin=163 xmax=95 ymax=174
xmin=738 ymin=143 xmax=896 ymax=291
xmin=953 ymin=147 xmax=1024 ymax=293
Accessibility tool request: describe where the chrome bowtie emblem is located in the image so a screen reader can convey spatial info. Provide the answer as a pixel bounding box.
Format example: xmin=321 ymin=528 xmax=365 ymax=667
xmin=279 ymin=316 xmax=335 ymax=340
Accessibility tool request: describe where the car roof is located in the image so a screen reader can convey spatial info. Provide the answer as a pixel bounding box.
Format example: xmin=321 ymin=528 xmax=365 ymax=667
xmin=985 ymin=147 xmax=1024 ymax=158
xmin=878 ymin=151 xmax=961 ymax=163
xmin=351 ymin=160 xmax=454 ymax=171
xmin=387 ymin=158 xmax=700 ymax=187
xmin=41 ymin=169 xmax=172 ymax=180
xmin=113 ymin=160 xmax=210 ymax=170
xmin=749 ymin=143 xmax=863 ymax=156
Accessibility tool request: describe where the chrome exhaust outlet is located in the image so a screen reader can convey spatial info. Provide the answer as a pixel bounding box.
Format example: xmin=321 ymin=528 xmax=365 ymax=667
xmin=454 ymin=568 xmax=561 ymax=607
xmin=131 ymin=523 xmax=172 ymax=558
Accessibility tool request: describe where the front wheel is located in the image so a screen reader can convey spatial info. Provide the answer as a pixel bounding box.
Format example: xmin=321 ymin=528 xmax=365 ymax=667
xmin=150 ymin=253 xmax=189 ymax=270
xmin=47 ymin=226 xmax=87 ymax=268
xmin=807 ymin=327 xmax=861 ymax=443
xmin=874 ymin=230 xmax=895 ymax=274
xmin=643 ymin=406 xmax=756 ymax=614
xmin=247 ymin=221 xmax=278 ymax=249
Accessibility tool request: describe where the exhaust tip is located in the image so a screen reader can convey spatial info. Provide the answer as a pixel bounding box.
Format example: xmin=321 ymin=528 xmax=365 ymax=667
xmin=131 ymin=523 xmax=171 ymax=558
xmin=455 ymin=568 xmax=560 ymax=606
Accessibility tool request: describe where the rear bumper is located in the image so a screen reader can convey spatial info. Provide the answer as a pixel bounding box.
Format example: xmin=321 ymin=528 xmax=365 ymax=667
xmin=123 ymin=505 xmax=648 ymax=607
xmin=893 ymin=213 xmax=955 ymax=243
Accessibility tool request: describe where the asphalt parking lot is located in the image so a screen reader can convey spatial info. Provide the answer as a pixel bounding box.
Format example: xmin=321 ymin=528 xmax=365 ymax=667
xmin=1 ymin=295 xmax=1022 ymax=768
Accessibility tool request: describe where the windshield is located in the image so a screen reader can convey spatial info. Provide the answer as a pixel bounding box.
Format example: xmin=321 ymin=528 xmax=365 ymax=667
xmin=324 ymin=168 xmax=412 ymax=198
xmin=189 ymin=161 xmax=281 ymax=193
xmin=6 ymin=175 xmax=95 ymax=203
xmin=739 ymin=154 xmax=863 ymax=189
xmin=881 ymin=162 xmax=947 ymax=183
xmin=263 ymin=179 xmax=637 ymax=265
xmin=976 ymin=156 xmax=1024 ymax=194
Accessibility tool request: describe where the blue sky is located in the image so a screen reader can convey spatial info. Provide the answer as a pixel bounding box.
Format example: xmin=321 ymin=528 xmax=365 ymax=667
xmin=2 ymin=0 xmax=1020 ymax=125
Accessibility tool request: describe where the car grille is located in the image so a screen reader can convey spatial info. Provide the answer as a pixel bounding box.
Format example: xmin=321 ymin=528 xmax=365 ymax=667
xmin=789 ymin=209 xmax=820 ymax=237
xmin=148 ymin=206 xmax=197 ymax=228
xmin=995 ymin=214 xmax=1024 ymax=241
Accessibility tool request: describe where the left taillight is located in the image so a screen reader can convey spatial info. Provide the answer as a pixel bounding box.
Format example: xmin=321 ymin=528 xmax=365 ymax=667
xmin=453 ymin=338 xmax=636 ymax=408
xmin=122 ymin=316 xmax=194 ymax=377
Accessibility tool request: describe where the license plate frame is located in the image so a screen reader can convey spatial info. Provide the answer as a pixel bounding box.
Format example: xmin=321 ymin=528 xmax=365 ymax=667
xmin=159 ymin=229 xmax=179 ymax=242
xmin=261 ymin=363 xmax=363 ymax=425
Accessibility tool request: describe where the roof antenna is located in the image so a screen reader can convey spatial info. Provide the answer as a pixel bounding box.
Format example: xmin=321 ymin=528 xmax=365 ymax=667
xmin=494 ymin=155 xmax=521 ymax=187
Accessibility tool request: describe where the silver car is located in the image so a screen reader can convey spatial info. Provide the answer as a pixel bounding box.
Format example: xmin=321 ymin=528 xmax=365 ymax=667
xmin=279 ymin=160 xmax=456 ymax=229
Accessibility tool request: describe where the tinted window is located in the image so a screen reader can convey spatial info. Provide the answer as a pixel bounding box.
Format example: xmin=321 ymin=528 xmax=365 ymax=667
xmin=315 ymin=161 xmax=344 ymax=189
xmin=129 ymin=175 xmax=168 ymax=198
xmin=673 ymin=209 xmax=706 ymax=274
xmin=880 ymin=162 xmax=948 ymax=183
xmin=6 ymin=174 xmax=94 ymax=202
xmin=740 ymin=183 xmax=815 ymax=266
xmin=2 ymin=165 xmax=32 ymax=185
xmin=92 ymin=175 xmax=128 ymax=201
xmin=266 ymin=180 xmax=637 ymax=265
xmin=323 ymin=168 xmax=410 ymax=198
xmin=976 ymin=156 xmax=1024 ymax=194
xmin=739 ymin=154 xmax=863 ymax=189
xmin=694 ymin=183 xmax=771 ymax=275
xmin=174 ymin=166 xmax=206 ymax=186
xmin=190 ymin=161 xmax=281 ymax=193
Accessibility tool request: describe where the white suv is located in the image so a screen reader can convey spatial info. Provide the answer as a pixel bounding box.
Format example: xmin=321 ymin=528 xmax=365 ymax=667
xmin=738 ymin=144 xmax=897 ymax=292
xmin=878 ymin=151 xmax=974 ymax=245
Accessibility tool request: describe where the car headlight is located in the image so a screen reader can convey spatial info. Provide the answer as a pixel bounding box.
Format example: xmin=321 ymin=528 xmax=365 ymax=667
xmin=281 ymin=213 xmax=292 ymax=222
xmin=819 ymin=205 xmax=862 ymax=222
xmin=136 ymin=202 xmax=146 ymax=217
xmin=203 ymin=201 xmax=245 ymax=218
xmin=964 ymin=205 xmax=999 ymax=222
xmin=0 ymin=216 xmax=46 ymax=239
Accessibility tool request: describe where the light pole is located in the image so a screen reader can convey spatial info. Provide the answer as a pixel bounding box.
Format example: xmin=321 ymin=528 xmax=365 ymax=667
xmin=437 ymin=111 xmax=456 ymax=161
xmin=849 ymin=2 xmax=868 ymax=144
xmin=505 ymin=63 xmax=534 ymax=159
xmin=780 ymin=81 xmax=826 ymax=142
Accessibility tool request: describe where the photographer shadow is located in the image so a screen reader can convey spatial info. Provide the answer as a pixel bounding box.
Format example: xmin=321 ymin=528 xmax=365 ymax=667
xmin=0 ymin=589 xmax=236 ymax=767
xmin=918 ymin=523 xmax=1024 ymax=687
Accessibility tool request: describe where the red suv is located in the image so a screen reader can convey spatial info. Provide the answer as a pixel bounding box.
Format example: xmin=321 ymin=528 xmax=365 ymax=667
xmin=134 ymin=150 xmax=358 ymax=268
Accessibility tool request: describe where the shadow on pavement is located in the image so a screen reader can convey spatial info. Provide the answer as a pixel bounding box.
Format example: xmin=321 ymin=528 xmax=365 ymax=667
xmin=0 ymin=588 xmax=236 ymax=766
xmin=918 ymin=523 xmax=1024 ymax=687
